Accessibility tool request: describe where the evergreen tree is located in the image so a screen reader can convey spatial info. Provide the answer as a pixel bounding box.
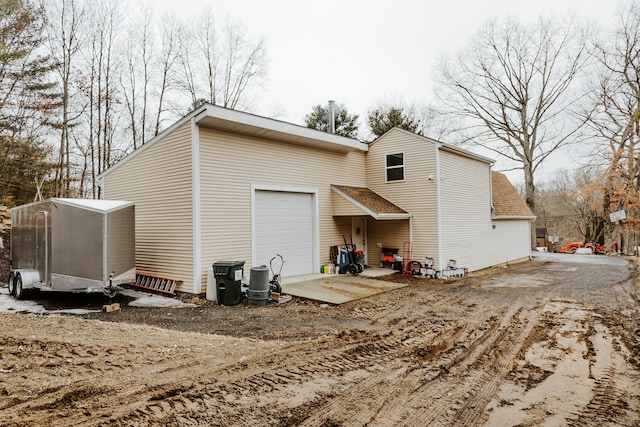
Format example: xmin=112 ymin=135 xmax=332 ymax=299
xmin=304 ymin=103 xmax=359 ymax=138
xmin=0 ymin=0 xmax=58 ymax=205
xmin=367 ymin=106 xmax=420 ymax=137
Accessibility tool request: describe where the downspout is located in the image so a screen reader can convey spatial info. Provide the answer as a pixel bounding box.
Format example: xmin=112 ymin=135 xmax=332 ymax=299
xmin=191 ymin=117 xmax=202 ymax=293
xmin=489 ymin=167 xmax=495 ymax=211
xmin=435 ymin=143 xmax=443 ymax=274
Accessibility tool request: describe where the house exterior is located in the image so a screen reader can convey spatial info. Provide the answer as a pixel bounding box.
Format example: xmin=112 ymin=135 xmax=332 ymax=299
xmin=101 ymin=104 xmax=535 ymax=294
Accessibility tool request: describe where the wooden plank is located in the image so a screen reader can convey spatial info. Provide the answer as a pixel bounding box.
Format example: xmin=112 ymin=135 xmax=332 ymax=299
xmin=102 ymin=303 xmax=120 ymax=313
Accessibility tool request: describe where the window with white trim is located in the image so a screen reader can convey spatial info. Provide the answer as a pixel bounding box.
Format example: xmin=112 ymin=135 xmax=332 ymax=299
xmin=385 ymin=153 xmax=404 ymax=182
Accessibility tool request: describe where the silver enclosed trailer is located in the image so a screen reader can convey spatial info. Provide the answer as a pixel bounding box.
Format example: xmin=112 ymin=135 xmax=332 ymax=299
xmin=7 ymin=198 xmax=135 ymax=299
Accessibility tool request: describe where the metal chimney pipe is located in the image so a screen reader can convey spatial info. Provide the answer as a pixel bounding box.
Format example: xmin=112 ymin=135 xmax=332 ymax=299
xmin=328 ymin=100 xmax=336 ymax=134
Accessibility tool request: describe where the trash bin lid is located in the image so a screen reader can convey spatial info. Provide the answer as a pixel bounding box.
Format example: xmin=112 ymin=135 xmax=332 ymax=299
xmin=213 ymin=261 xmax=245 ymax=275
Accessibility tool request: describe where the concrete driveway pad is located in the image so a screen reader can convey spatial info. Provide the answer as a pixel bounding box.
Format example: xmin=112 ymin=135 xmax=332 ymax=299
xmin=283 ymin=271 xmax=406 ymax=304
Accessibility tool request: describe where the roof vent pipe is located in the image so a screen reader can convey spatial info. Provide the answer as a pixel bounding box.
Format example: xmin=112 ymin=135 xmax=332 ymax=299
xmin=328 ymin=100 xmax=336 ymax=134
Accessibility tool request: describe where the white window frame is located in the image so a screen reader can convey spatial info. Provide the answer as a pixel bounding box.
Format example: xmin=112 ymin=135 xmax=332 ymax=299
xmin=385 ymin=152 xmax=405 ymax=182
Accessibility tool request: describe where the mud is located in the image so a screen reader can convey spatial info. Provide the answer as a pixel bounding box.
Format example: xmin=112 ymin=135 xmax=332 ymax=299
xmin=1 ymin=254 xmax=639 ymax=426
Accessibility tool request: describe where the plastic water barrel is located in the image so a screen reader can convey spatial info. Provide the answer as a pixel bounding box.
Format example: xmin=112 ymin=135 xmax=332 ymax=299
xmin=248 ymin=265 xmax=269 ymax=307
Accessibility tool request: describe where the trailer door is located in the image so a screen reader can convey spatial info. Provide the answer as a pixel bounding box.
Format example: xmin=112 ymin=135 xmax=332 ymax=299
xmin=35 ymin=211 xmax=49 ymax=285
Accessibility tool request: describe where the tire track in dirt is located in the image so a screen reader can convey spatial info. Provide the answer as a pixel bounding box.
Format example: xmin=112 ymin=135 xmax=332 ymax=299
xmin=0 ymin=315 xmax=285 ymax=427
xmin=566 ymin=368 xmax=630 ymax=426
xmin=484 ymin=300 xmax=640 ymax=426
xmin=117 ymin=320 xmax=468 ymax=426
xmin=1 ymin=328 xmax=407 ymax=425
xmin=101 ymin=294 xmax=502 ymax=425
xmin=294 ymin=323 xmax=468 ymax=426
xmin=397 ymin=306 xmax=539 ymax=426
xmin=2 ymin=257 xmax=638 ymax=426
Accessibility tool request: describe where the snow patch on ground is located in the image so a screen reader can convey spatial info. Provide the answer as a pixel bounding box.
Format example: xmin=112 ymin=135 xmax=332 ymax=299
xmin=120 ymin=289 xmax=198 ymax=308
xmin=0 ymin=287 xmax=100 ymax=314
xmin=0 ymin=287 xmax=197 ymax=314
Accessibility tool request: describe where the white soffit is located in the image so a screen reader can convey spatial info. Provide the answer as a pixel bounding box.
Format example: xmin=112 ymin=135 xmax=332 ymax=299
xmin=195 ymin=105 xmax=368 ymax=154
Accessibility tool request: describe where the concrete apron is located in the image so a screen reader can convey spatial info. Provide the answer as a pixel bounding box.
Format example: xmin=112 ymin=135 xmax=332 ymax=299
xmin=281 ymin=268 xmax=406 ymax=305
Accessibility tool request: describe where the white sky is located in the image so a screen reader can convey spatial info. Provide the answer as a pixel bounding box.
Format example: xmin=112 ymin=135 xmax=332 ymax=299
xmin=148 ymin=0 xmax=621 ymax=182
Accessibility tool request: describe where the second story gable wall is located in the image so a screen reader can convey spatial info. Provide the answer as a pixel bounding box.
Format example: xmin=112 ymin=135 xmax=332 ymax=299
xmin=366 ymin=128 xmax=439 ymax=263
xmin=439 ymin=149 xmax=494 ymax=271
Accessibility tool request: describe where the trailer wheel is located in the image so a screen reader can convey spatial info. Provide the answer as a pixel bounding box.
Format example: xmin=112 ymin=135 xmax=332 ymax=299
xmin=7 ymin=274 xmax=16 ymax=297
xmin=14 ymin=275 xmax=25 ymax=300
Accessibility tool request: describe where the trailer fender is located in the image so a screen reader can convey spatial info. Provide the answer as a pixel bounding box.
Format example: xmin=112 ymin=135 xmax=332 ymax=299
xmin=12 ymin=269 xmax=40 ymax=289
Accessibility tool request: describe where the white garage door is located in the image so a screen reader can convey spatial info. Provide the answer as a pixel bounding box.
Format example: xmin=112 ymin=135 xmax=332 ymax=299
xmin=254 ymin=191 xmax=314 ymax=276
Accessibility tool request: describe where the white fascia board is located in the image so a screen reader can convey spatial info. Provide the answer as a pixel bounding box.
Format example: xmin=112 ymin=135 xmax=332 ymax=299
xmin=100 ymin=106 xmax=207 ymax=179
xmin=438 ymin=142 xmax=495 ymax=164
xmin=197 ymin=104 xmax=368 ymax=153
xmin=376 ymin=213 xmax=413 ymax=220
xmin=492 ymin=215 xmax=537 ymax=220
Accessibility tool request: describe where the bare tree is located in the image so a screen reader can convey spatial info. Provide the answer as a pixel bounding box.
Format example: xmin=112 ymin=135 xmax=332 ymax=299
xmin=536 ymin=170 xmax=607 ymax=246
xmin=435 ymin=15 xmax=590 ymax=213
xmin=585 ymin=1 xmax=640 ymax=253
xmin=45 ymin=0 xmax=86 ymax=197
xmin=84 ymin=0 xmax=123 ymax=198
xmin=153 ymin=12 xmax=181 ymax=136
xmin=121 ymin=2 xmax=153 ymax=149
xmin=16 ymin=0 xmax=269 ymax=201
xmin=177 ymin=10 xmax=267 ymax=112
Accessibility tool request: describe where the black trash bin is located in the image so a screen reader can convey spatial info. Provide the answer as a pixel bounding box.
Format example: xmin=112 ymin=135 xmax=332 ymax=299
xmin=213 ymin=261 xmax=245 ymax=306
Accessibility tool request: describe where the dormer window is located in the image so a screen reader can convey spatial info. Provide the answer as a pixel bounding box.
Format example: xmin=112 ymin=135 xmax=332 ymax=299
xmin=386 ymin=153 xmax=404 ymax=182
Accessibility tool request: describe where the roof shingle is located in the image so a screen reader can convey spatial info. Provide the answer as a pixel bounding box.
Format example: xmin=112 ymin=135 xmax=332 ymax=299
xmin=491 ymin=172 xmax=535 ymax=218
xmin=332 ymin=185 xmax=408 ymax=215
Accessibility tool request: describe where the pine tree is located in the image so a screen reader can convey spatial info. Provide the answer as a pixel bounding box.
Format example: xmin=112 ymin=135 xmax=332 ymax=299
xmin=304 ymin=103 xmax=359 ymax=138
xmin=0 ymin=0 xmax=59 ymax=205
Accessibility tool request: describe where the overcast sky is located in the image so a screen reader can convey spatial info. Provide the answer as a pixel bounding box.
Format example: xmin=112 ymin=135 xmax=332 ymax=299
xmin=148 ymin=0 xmax=621 ymax=180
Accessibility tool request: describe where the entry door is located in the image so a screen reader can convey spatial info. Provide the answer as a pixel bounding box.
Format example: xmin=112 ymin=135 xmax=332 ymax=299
xmin=351 ymin=217 xmax=367 ymax=265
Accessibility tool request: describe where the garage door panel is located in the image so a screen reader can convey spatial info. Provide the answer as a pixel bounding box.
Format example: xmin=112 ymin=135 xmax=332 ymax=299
xmin=255 ymin=191 xmax=314 ymax=276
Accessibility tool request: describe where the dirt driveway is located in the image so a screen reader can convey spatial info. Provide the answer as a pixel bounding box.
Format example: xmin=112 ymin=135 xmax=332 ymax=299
xmin=1 ymin=253 xmax=639 ymax=426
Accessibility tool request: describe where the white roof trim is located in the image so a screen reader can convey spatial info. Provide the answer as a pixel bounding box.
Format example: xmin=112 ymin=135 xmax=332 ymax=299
xmin=492 ymin=214 xmax=537 ymax=220
xmin=195 ymin=104 xmax=367 ymax=153
xmin=370 ymin=127 xmax=495 ymax=164
xmin=10 ymin=198 xmax=134 ymax=214
xmin=100 ymin=106 xmax=203 ymax=178
xmin=101 ymin=103 xmax=367 ymax=179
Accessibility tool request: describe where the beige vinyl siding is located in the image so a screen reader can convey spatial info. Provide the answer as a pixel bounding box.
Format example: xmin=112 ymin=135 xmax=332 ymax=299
xmin=103 ymin=123 xmax=195 ymax=292
xmin=490 ymin=219 xmax=532 ymax=265
xmin=197 ymin=127 xmax=367 ymax=291
xmin=367 ymin=218 xmax=410 ymax=265
xmin=331 ymin=191 xmax=369 ymax=216
xmin=438 ymin=150 xmax=493 ymax=271
xmin=367 ymin=129 xmax=438 ymax=265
